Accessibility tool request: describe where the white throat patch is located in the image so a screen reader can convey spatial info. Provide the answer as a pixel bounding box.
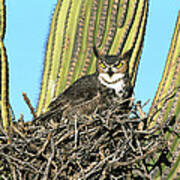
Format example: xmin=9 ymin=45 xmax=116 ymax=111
xmin=98 ymin=73 xmax=125 ymax=97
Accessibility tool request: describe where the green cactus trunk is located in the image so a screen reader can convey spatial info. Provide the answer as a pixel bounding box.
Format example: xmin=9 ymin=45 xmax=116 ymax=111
xmin=0 ymin=0 xmax=11 ymax=130
xmin=36 ymin=0 xmax=148 ymax=115
xmin=148 ymin=11 xmax=180 ymax=179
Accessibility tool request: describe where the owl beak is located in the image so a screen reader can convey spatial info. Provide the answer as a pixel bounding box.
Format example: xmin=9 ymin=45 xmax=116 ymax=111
xmin=107 ymin=68 xmax=114 ymax=77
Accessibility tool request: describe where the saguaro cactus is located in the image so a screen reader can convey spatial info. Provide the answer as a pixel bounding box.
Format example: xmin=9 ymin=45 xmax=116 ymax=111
xmin=0 ymin=0 xmax=179 ymax=178
xmin=37 ymin=0 xmax=148 ymax=115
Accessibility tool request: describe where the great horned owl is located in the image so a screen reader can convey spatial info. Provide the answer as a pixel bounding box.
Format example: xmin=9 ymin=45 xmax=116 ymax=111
xmin=37 ymin=47 xmax=133 ymax=121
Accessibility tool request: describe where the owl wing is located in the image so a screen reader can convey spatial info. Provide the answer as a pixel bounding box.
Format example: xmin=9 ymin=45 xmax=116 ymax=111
xmin=34 ymin=75 xmax=98 ymax=122
xmin=48 ymin=74 xmax=99 ymax=112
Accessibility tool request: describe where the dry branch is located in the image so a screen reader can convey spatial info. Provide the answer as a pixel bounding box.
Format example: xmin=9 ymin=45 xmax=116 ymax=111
xmin=0 ymin=99 xmax=177 ymax=179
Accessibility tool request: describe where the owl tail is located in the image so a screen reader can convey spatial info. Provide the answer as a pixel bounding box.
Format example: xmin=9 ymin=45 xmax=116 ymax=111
xmin=33 ymin=109 xmax=62 ymax=123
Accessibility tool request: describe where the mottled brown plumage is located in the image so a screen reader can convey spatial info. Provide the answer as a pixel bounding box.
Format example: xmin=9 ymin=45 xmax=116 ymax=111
xmin=36 ymin=47 xmax=133 ymax=121
xmin=49 ymin=73 xmax=101 ymax=119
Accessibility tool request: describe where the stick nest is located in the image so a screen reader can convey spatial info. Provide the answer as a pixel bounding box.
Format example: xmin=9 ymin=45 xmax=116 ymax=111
xmin=0 ymin=100 xmax=173 ymax=179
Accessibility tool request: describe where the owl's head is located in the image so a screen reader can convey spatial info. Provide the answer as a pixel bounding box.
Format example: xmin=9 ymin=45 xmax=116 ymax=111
xmin=93 ymin=46 xmax=133 ymax=84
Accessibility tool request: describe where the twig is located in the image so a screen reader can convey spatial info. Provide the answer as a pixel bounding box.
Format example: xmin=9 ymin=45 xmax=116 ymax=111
xmin=74 ymin=115 xmax=78 ymax=149
xmin=37 ymin=133 xmax=51 ymax=156
xmin=136 ymin=101 xmax=146 ymax=119
xmin=136 ymin=101 xmax=147 ymax=130
xmin=11 ymin=125 xmax=26 ymax=140
xmin=85 ymin=153 xmax=115 ymax=179
xmin=110 ymin=142 xmax=160 ymax=167
xmin=1 ymin=153 xmax=38 ymax=172
xmin=42 ymin=139 xmax=55 ymax=180
xmin=22 ymin=92 xmax=37 ymax=118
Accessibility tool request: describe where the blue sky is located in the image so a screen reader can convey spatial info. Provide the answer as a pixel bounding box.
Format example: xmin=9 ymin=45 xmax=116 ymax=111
xmin=4 ymin=0 xmax=180 ymax=121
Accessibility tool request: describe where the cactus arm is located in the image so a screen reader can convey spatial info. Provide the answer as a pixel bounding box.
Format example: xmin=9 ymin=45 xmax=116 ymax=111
xmin=148 ymin=12 xmax=180 ymax=125
xmin=37 ymin=0 xmax=64 ymax=115
xmin=165 ymin=154 xmax=180 ymax=179
xmin=127 ymin=0 xmax=148 ymax=86
xmin=0 ymin=0 xmax=5 ymax=39
xmin=0 ymin=41 xmax=10 ymax=129
xmin=0 ymin=0 xmax=11 ymax=129
xmin=148 ymin=11 xmax=180 ymax=180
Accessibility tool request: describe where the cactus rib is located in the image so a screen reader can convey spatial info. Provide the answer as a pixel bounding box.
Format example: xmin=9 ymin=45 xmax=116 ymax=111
xmin=54 ymin=0 xmax=73 ymax=96
xmin=118 ymin=0 xmax=129 ymax=28
xmin=80 ymin=0 xmax=98 ymax=76
xmin=102 ymin=0 xmax=119 ymax=54
xmin=95 ymin=0 xmax=108 ymax=47
xmin=129 ymin=0 xmax=148 ymax=85
xmin=55 ymin=0 xmax=84 ymax=96
xmin=65 ymin=1 xmax=86 ymax=88
xmin=37 ymin=0 xmax=63 ymax=114
xmin=111 ymin=0 xmax=139 ymax=54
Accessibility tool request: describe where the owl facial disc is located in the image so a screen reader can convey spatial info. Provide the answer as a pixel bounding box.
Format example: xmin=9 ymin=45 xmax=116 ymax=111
xmin=93 ymin=46 xmax=133 ymax=97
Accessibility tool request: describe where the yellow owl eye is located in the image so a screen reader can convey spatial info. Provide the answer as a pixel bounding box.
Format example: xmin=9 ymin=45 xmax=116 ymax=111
xmin=115 ymin=62 xmax=123 ymax=69
xmin=100 ymin=63 xmax=106 ymax=69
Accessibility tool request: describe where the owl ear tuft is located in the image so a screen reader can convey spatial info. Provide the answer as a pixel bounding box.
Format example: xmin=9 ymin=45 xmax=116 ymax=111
xmin=93 ymin=46 xmax=102 ymax=59
xmin=121 ymin=48 xmax=133 ymax=60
